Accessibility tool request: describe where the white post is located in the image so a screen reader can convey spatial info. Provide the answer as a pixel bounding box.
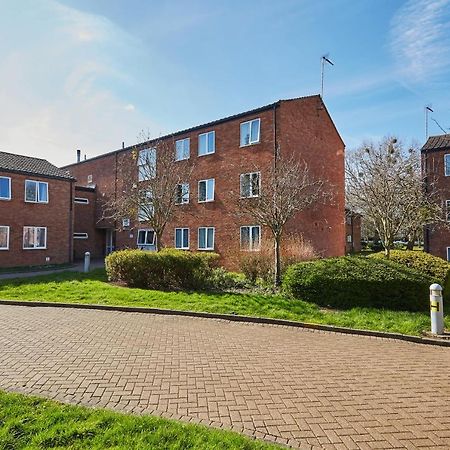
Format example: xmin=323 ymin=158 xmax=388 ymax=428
xmin=84 ymin=251 xmax=91 ymax=273
xmin=430 ymin=283 xmax=444 ymax=335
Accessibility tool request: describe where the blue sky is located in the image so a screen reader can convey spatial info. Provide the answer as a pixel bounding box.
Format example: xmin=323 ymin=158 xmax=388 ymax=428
xmin=1 ymin=0 xmax=450 ymax=166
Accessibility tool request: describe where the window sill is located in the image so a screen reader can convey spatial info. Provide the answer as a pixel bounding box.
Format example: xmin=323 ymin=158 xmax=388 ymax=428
xmin=240 ymin=141 xmax=260 ymax=148
xmin=23 ymin=247 xmax=47 ymax=250
xmin=198 ymin=152 xmax=215 ymax=157
xmin=0 ymin=197 xmax=11 ymax=201
xmin=198 ymin=248 xmax=214 ymax=251
xmin=175 ymin=157 xmax=190 ymax=162
xmin=24 ymin=201 xmax=49 ymax=204
xmin=198 ymin=199 xmax=214 ymax=203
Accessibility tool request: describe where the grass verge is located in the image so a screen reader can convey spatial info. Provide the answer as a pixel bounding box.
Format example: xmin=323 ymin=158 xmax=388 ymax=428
xmin=0 ymin=269 xmax=448 ymax=336
xmin=0 ymin=390 xmax=277 ymax=449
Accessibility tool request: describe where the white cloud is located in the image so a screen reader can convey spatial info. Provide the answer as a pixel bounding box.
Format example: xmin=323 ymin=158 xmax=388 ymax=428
xmin=390 ymin=0 xmax=450 ymax=84
xmin=0 ymin=0 xmax=162 ymax=166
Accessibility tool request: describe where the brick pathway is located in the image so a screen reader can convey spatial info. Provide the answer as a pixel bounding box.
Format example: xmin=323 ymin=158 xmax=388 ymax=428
xmin=0 ymin=305 xmax=449 ymax=449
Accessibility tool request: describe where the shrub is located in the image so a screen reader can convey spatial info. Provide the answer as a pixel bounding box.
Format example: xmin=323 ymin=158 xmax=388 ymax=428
xmin=239 ymin=235 xmax=318 ymax=284
xmin=369 ymin=250 xmax=450 ymax=288
xmin=283 ymin=256 xmax=433 ymax=311
xmin=105 ymin=248 xmax=219 ymax=290
xmin=206 ymin=268 xmax=249 ymax=291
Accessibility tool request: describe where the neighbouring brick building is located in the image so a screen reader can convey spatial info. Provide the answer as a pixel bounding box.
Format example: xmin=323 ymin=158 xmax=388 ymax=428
xmin=63 ymin=95 xmax=346 ymax=269
xmin=0 ymin=151 xmax=75 ymax=268
xmin=345 ymin=209 xmax=361 ymax=254
xmin=422 ymin=134 xmax=450 ymax=260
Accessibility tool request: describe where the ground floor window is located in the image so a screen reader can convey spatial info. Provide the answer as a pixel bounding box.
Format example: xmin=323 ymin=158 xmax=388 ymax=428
xmin=137 ymin=229 xmax=155 ymax=250
xmin=73 ymin=233 xmax=88 ymax=239
xmin=240 ymin=225 xmax=261 ymax=251
xmin=23 ymin=226 xmax=47 ymax=249
xmin=0 ymin=226 xmax=9 ymax=250
xmin=175 ymin=228 xmax=189 ymax=249
xmin=198 ymin=227 xmax=214 ymax=250
xmin=447 ymin=247 xmax=450 ymax=262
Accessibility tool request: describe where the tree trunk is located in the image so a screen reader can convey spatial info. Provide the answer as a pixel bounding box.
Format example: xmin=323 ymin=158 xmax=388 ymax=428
xmin=274 ymin=235 xmax=282 ymax=288
xmin=155 ymin=230 xmax=163 ymax=252
xmin=384 ymin=245 xmax=391 ymax=259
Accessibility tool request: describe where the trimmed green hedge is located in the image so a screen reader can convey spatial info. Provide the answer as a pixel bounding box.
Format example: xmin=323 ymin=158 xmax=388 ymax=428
xmin=369 ymin=250 xmax=450 ymax=288
xmin=283 ymin=256 xmax=433 ymax=311
xmin=105 ymin=248 xmax=219 ymax=290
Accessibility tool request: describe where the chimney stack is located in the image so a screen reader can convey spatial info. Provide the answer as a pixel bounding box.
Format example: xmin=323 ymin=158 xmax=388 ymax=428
xmin=76 ymin=149 xmax=81 ymax=163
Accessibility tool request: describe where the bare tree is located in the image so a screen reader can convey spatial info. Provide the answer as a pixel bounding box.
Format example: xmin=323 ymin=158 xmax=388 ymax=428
xmin=346 ymin=137 xmax=443 ymax=258
xmin=236 ymin=152 xmax=325 ymax=287
xmin=103 ymin=133 xmax=193 ymax=250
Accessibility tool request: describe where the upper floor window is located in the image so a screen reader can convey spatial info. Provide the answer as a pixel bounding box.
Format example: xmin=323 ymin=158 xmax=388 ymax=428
xmin=175 ymin=228 xmax=189 ymax=249
xmin=240 ymin=118 xmax=260 ymax=146
xmin=25 ymin=180 xmax=48 ymax=203
xmin=198 ymin=131 xmax=215 ymax=156
xmin=0 ymin=226 xmax=9 ymax=250
xmin=176 ymin=183 xmax=190 ymax=204
xmin=175 ymin=138 xmax=190 ymax=161
xmin=445 ymin=154 xmax=450 ymax=177
xmin=198 ymin=227 xmax=214 ymax=250
xmin=138 ymin=148 xmax=156 ymax=181
xmin=240 ymin=172 xmax=260 ymax=198
xmin=0 ymin=177 xmax=11 ymax=200
xmin=23 ymin=226 xmax=47 ymax=249
xmin=240 ymin=225 xmax=261 ymax=251
xmin=198 ymin=178 xmax=215 ymax=202
xmin=137 ymin=229 xmax=155 ymax=249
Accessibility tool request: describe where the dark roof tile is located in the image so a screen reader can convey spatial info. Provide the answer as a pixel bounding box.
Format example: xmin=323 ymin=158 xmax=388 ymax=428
xmin=0 ymin=151 xmax=74 ymax=180
xmin=421 ymin=134 xmax=450 ymax=152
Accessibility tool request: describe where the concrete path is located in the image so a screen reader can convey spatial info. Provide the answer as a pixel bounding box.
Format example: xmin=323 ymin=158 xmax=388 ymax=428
xmin=0 ymin=305 xmax=449 ymax=449
xmin=0 ymin=260 xmax=104 ymax=280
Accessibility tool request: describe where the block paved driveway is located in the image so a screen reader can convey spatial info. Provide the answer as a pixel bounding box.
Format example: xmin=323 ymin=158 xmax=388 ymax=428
xmin=0 ymin=305 xmax=449 ymax=449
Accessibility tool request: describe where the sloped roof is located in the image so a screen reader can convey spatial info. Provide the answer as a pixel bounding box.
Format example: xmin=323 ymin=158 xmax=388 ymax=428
xmin=0 ymin=151 xmax=74 ymax=180
xmin=421 ymin=134 xmax=450 ymax=152
xmin=63 ymin=94 xmax=336 ymax=168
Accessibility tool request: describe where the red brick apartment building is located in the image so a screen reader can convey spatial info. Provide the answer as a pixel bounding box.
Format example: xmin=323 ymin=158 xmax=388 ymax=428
xmin=64 ymin=95 xmax=345 ymax=269
xmin=422 ymin=134 xmax=450 ymax=260
xmin=0 ymin=151 xmax=74 ymax=268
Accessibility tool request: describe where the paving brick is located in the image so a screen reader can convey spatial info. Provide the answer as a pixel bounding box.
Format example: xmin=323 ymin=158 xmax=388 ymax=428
xmin=0 ymin=305 xmax=449 ymax=449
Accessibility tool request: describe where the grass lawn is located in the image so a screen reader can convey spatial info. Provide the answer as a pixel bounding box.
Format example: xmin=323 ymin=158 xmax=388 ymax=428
xmin=0 ymin=269 xmax=448 ymax=336
xmin=0 ymin=390 xmax=277 ymax=450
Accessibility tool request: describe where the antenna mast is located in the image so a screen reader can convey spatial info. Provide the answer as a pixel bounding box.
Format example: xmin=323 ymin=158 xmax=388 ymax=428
xmin=321 ymin=54 xmax=334 ymax=98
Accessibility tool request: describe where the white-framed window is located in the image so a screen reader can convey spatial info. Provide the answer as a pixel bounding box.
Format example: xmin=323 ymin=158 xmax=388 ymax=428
xmin=138 ymin=191 xmax=154 ymax=221
xmin=198 ymin=178 xmax=215 ymax=202
xmin=198 ymin=227 xmax=214 ymax=250
xmin=198 ymin=131 xmax=215 ymax=156
xmin=25 ymin=180 xmax=48 ymax=203
xmin=445 ymin=155 xmax=450 ymax=177
xmin=137 ymin=229 xmax=155 ymax=249
xmin=175 ymin=138 xmax=190 ymax=161
xmin=23 ymin=226 xmax=47 ymax=249
xmin=240 ymin=226 xmax=261 ymax=251
xmin=0 ymin=226 xmax=9 ymax=250
xmin=122 ymin=218 xmax=131 ymax=228
xmin=74 ymin=197 xmax=89 ymax=204
xmin=446 ymin=200 xmax=450 ymax=222
xmin=73 ymin=232 xmax=88 ymax=239
xmin=347 ymin=235 xmax=352 ymax=243
xmin=175 ymin=228 xmax=189 ymax=249
xmin=240 ymin=118 xmax=260 ymax=146
xmin=87 ymin=174 xmax=93 ymax=184
xmin=0 ymin=177 xmax=11 ymax=200
xmin=138 ymin=148 xmax=157 ymax=181
xmin=176 ymin=183 xmax=190 ymax=204
xmin=240 ymin=172 xmax=260 ymax=198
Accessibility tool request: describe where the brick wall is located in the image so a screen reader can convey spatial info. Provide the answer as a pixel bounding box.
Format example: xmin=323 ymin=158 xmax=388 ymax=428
xmin=65 ymin=96 xmax=345 ymax=269
xmin=0 ymin=170 xmax=73 ymax=268
xmin=423 ymin=149 xmax=450 ymax=260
